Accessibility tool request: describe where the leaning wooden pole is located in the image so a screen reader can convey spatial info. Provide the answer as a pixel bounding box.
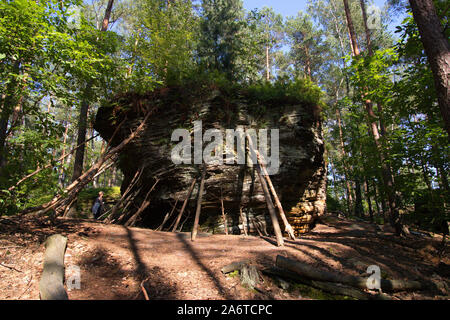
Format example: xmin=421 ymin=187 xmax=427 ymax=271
xmin=23 ymin=108 xmax=155 ymax=217
xmin=39 ymin=234 xmax=68 ymax=300
xmin=192 ymin=165 xmax=207 ymax=241
xmin=105 ymin=165 xmax=145 ymax=222
xmin=172 ymin=178 xmax=197 ymax=232
xmin=246 ymin=132 xmax=284 ymax=246
xmin=157 ymin=197 xmax=178 ymax=231
xmin=220 ymin=189 xmax=228 ymax=235
xmin=123 ymin=179 xmax=159 ymax=226
xmin=240 ymin=206 xmax=248 ymax=236
xmin=256 ymin=164 xmax=284 ymax=246
xmin=259 ymin=160 xmax=296 ymax=240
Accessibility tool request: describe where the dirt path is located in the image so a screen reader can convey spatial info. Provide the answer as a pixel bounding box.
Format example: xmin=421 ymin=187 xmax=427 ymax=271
xmin=0 ymin=216 xmax=448 ymax=300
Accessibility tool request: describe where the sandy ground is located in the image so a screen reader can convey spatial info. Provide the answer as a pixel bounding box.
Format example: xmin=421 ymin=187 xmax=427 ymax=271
xmin=0 ymin=215 xmax=449 ymax=300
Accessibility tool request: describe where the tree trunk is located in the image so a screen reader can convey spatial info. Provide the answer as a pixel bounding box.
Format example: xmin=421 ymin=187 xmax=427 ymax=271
xmin=172 ymin=177 xmax=197 ymax=232
xmin=343 ymin=0 xmax=360 ymax=56
xmin=71 ymin=99 xmax=90 ymax=182
xmin=359 ymin=0 xmax=373 ymax=56
xmin=220 ymin=192 xmax=228 ymax=235
xmin=191 ymin=165 xmax=206 ymax=241
xmin=265 ymin=46 xmax=270 ymax=81
xmin=355 ymin=0 xmax=402 ymax=235
xmin=39 ymin=234 xmax=68 ymax=300
xmin=256 ymin=164 xmax=284 ymax=246
xmin=409 ymin=0 xmax=450 ymax=137
xmin=366 ymin=102 xmax=402 ymax=234
xmin=276 ymin=255 xmax=424 ymax=292
xmin=101 ymin=0 xmax=115 ymax=32
xmin=304 ymin=45 xmax=312 ymax=79
xmin=336 ymin=108 xmax=353 ymax=215
xmin=372 ymin=179 xmax=381 ymax=217
xmin=71 ymin=0 xmax=115 ymax=182
xmin=364 ymin=178 xmax=374 ymax=222
xmin=354 ymin=177 xmax=364 ymax=217
xmin=262 ymin=267 xmax=391 ymax=300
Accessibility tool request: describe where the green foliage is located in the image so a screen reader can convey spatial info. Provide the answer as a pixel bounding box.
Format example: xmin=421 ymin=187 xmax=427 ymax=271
xmin=77 ymin=186 xmax=121 ymax=216
xmin=125 ymin=0 xmax=197 ymax=87
xmin=197 ymin=0 xmax=247 ymax=80
xmin=78 ymin=186 xmax=121 ymax=202
xmin=245 ymin=77 xmax=323 ymax=106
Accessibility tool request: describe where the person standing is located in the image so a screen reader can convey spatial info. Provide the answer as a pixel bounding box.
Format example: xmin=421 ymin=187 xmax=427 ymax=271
xmin=92 ymin=191 xmax=104 ymax=219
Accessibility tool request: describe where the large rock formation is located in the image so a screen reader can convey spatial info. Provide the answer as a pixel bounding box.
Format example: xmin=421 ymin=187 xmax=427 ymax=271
xmin=94 ymin=84 xmax=326 ymax=235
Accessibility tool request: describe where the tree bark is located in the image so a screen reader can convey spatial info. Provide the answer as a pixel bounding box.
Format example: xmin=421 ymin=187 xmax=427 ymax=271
xmin=343 ymin=0 xmax=360 ymax=56
xmin=276 ymin=255 xmax=424 ymax=292
xmin=355 ymin=0 xmax=402 ymax=235
xmin=191 ymin=165 xmax=206 ymax=241
xmin=256 ymin=164 xmax=284 ymax=246
xmin=220 ymin=191 xmax=228 ymax=235
xmin=39 ymin=234 xmax=68 ymax=300
xmin=336 ymin=108 xmax=354 ymax=214
xmin=71 ymin=98 xmax=90 ymax=182
xmin=354 ymin=178 xmax=364 ymax=217
xmin=359 ymin=0 xmax=373 ymax=56
xmin=101 ymin=0 xmax=115 ymax=32
xmin=409 ymin=0 xmax=450 ymax=137
xmin=172 ymin=177 xmax=197 ymax=232
xmin=262 ymin=267 xmax=391 ymax=300
xmin=364 ymin=178 xmax=374 ymax=222
xmin=71 ymin=0 xmax=115 ymax=182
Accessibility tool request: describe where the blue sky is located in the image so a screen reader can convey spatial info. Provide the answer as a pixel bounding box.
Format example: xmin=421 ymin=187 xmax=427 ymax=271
xmin=243 ymin=0 xmax=390 ymax=17
xmin=242 ymin=0 xmax=406 ymax=32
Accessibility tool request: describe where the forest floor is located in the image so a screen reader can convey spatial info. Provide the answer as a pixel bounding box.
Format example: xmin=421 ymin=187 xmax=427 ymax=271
xmin=0 ymin=214 xmax=449 ymax=300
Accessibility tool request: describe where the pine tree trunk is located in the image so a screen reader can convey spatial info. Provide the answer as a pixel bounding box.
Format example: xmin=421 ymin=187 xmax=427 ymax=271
xmin=71 ymin=0 xmax=115 ymax=182
xmin=350 ymin=0 xmax=403 ymax=235
xmin=71 ymin=99 xmax=89 ymax=182
xmin=364 ymin=178 xmax=374 ymax=222
xmin=354 ymin=178 xmax=363 ymax=217
xmin=409 ymin=0 xmax=450 ymax=137
xmin=359 ymin=0 xmax=372 ymax=56
xmin=336 ymin=108 xmax=354 ymax=214
xmin=343 ymin=0 xmax=360 ymax=56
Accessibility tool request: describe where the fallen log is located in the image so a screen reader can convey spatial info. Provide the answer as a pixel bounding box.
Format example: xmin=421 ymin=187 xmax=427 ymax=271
xmin=39 ymin=234 xmax=68 ymax=300
xmin=276 ymin=255 xmax=423 ymax=292
xmin=262 ymin=267 xmax=391 ymax=300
